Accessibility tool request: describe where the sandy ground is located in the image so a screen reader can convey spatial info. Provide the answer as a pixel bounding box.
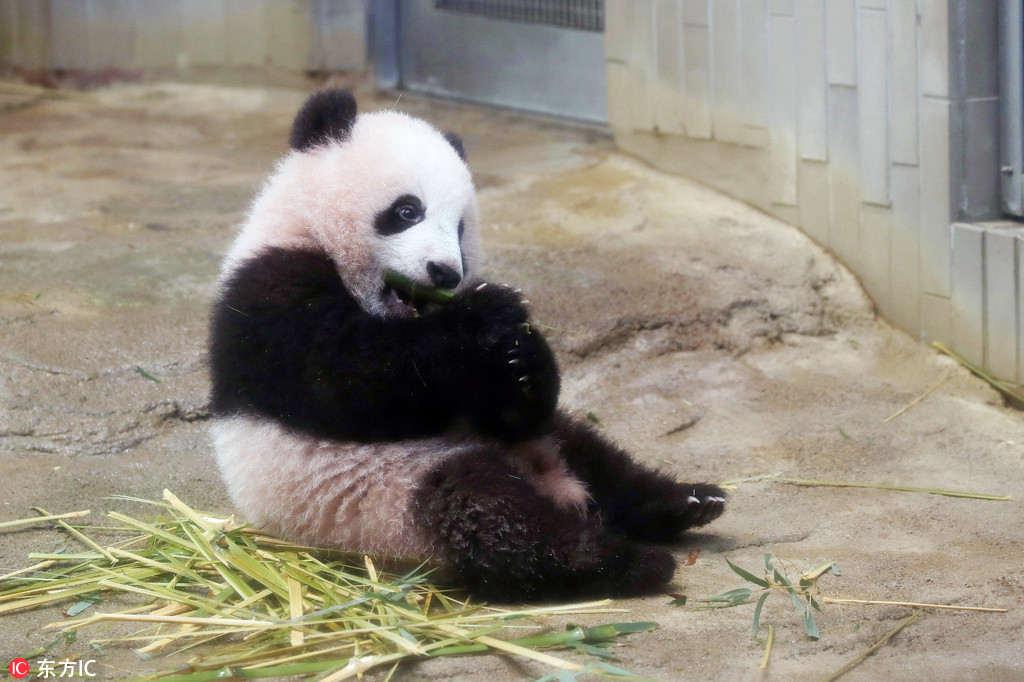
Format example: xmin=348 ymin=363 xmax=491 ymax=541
xmin=0 ymin=81 xmax=1022 ymax=681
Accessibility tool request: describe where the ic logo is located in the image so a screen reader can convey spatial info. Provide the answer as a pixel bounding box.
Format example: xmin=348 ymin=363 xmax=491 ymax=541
xmin=9 ymin=658 xmax=30 ymax=679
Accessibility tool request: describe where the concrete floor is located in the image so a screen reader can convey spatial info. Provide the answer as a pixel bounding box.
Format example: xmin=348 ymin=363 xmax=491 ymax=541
xmin=1 ymin=81 xmax=1022 ymax=681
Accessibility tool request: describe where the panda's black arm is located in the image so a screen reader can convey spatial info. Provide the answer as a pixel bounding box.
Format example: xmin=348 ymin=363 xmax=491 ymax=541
xmin=209 ymin=248 xmax=558 ymax=442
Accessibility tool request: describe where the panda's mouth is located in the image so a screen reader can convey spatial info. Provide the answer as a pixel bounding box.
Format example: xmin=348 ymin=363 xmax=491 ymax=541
xmin=382 ymin=284 xmax=421 ymax=317
xmin=382 ymin=283 xmax=445 ymax=318
xmin=380 ymin=269 xmax=458 ymax=317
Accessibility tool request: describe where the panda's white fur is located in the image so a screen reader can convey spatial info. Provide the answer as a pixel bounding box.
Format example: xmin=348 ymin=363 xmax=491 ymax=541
xmin=222 ymin=110 xmax=482 ymax=317
xmin=210 ymin=89 xmax=726 ymax=600
xmin=213 ymin=417 xmax=589 ymax=560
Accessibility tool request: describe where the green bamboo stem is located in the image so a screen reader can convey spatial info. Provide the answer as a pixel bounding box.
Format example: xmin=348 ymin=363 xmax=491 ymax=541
xmin=383 ymin=269 xmax=454 ymax=306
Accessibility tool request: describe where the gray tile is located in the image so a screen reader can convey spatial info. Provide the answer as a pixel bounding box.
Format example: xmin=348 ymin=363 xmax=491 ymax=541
xmin=606 ymin=61 xmax=633 ymax=131
xmin=267 ymin=0 xmax=311 ymax=71
xmin=181 ymin=0 xmax=227 ymax=67
xmin=740 ymin=0 xmax=769 ymax=134
xmin=921 ymin=292 xmax=953 ymax=345
xmin=984 ymin=227 xmax=1021 ymax=382
xmin=962 ymin=98 xmax=1002 ymax=221
xmin=629 ymin=0 xmax=657 ymax=132
xmin=655 ymin=0 xmax=686 ymax=135
xmin=683 ymin=24 xmax=712 ymax=138
xmin=962 ymin=0 xmax=999 ymax=99
xmin=0 ymin=1 xmax=14 ymax=67
xmin=682 ymin=0 xmax=709 ymax=25
xmin=86 ymin=0 xmax=135 ymax=70
xmin=919 ymin=97 xmax=954 ymax=296
xmin=225 ymin=0 xmax=268 ymax=67
xmin=48 ymin=0 xmax=90 ymax=69
xmin=889 ymin=164 xmax=922 ymax=335
xmin=1019 ymin=234 xmax=1024 ymax=383
xmin=605 ymin=0 xmax=632 ymax=62
xmin=134 ymin=0 xmax=181 ymax=69
xmin=799 ymin=159 xmax=831 ymax=246
xmin=770 ymin=0 xmax=796 ymax=15
xmin=711 ymin=0 xmax=744 ymax=143
xmin=860 ymin=204 xmax=893 ymax=313
xmin=919 ymin=0 xmax=950 ymax=98
xmin=951 ymin=223 xmax=985 ymax=366
xmin=828 ymin=85 xmax=861 ymax=271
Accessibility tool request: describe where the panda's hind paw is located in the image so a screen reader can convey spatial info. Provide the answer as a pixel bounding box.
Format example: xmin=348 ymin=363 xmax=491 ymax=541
xmin=619 ymin=482 xmax=726 ymax=542
xmin=684 ymin=491 xmax=726 ymax=526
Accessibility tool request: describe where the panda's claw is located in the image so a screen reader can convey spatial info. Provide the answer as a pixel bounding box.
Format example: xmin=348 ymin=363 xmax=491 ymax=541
xmin=476 ymin=282 xmax=489 ymax=292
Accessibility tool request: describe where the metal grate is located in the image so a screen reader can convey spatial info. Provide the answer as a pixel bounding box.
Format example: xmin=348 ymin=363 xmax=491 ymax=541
xmin=434 ymin=0 xmax=604 ymax=32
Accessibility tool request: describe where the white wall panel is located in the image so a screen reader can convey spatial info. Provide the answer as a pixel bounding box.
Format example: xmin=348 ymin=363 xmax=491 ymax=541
xmin=825 ymin=0 xmax=856 ymax=86
xmin=856 ymin=7 xmax=889 ymax=205
xmin=797 ymin=0 xmax=828 ymax=161
xmin=768 ymin=13 xmax=798 ymax=205
xmin=888 ymin=0 xmax=919 ymax=165
xmin=655 ymin=0 xmax=685 ymax=135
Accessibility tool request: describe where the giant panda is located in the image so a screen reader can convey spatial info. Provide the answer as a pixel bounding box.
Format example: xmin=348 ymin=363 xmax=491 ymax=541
xmin=209 ymin=89 xmax=726 ymax=601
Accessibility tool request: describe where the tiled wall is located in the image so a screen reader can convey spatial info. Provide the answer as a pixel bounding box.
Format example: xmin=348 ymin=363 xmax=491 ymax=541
xmin=605 ymin=0 xmax=1024 ymax=386
xmin=0 ymin=0 xmax=366 ymax=74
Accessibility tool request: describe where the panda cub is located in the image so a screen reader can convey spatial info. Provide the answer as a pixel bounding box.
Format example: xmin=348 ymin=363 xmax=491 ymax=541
xmin=210 ymin=89 xmax=725 ymax=601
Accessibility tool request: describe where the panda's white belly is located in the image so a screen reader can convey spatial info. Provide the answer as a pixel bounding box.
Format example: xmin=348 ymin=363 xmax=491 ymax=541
xmin=211 ymin=415 xmax=464 ymax=560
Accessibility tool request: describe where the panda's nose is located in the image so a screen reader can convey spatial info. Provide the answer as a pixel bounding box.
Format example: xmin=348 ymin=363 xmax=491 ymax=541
xmin=427 ymin=261 xmax=462 ymax=289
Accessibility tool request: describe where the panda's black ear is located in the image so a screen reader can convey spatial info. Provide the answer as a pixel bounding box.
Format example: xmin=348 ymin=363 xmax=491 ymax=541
xmin=443 ymin=132 xmax=467 ymax=162
xmin=289 ymin=89 xmax=358 ymax=151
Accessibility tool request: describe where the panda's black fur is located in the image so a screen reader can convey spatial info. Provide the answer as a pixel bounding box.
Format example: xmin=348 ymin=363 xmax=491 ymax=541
xmin=209 ymin=89 xmax=726 ymax=601
xmin=211 ymin=247 xmax=558 ymax=443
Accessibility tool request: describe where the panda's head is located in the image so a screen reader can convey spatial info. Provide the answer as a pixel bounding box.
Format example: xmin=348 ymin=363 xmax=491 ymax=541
xmin=232 ymin=89 xmax=481 ymax=317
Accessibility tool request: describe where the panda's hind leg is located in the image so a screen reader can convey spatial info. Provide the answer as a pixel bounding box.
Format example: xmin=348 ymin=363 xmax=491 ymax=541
xmin=413 ymin=448 xmax=675 ymax=601
xmin=553 ymin=413 xmax=726 ymax=543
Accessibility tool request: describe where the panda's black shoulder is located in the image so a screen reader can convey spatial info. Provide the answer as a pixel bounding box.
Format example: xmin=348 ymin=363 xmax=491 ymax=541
xmin=218 ymin=247 xmax=348 ymax=310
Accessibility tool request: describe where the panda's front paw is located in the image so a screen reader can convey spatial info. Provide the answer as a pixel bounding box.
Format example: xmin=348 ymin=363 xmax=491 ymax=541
xmin=464 ymin=306 xmax=560 ymax=441
xmin=449 ymin=281 xmax=529 ymax=348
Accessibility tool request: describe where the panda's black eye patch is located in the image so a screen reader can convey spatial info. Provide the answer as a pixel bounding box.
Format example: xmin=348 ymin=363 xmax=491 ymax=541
xmin=375 ymin=194 xmax=424 ymax=236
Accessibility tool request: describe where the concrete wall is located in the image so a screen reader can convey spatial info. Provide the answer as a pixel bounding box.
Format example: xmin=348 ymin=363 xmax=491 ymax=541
xmin=605 ymin=0 xmax=1024 ymax=386
xmin=0 ymin=0 xmax=367 ymax=75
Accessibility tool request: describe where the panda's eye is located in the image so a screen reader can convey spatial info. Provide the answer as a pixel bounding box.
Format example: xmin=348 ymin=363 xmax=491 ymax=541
xmin=397 ymin=204 xmax=420 ymax=222
xmin=375 ymin=194 xmax=425 ymax=235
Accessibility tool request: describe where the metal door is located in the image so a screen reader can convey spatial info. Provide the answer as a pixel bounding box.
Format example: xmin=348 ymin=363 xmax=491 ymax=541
xmin=372 ymin=0 xmax=607 ymax=123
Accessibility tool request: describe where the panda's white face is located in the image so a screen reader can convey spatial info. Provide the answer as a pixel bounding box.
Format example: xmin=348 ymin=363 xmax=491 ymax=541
xmin=228 ymin=106 xmax=482 ymax=318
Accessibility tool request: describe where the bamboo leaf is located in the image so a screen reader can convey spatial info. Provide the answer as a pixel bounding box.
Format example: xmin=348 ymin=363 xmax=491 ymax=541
xmin=725 ymin=557 xmax=770 ymax=588
xmin=803 ymin=607 xmax=820 ymax=640
xmin=751 ymin=592 xmax=770 ymax=635
xmin=697 ymin=588 xmax=753 ymax=607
